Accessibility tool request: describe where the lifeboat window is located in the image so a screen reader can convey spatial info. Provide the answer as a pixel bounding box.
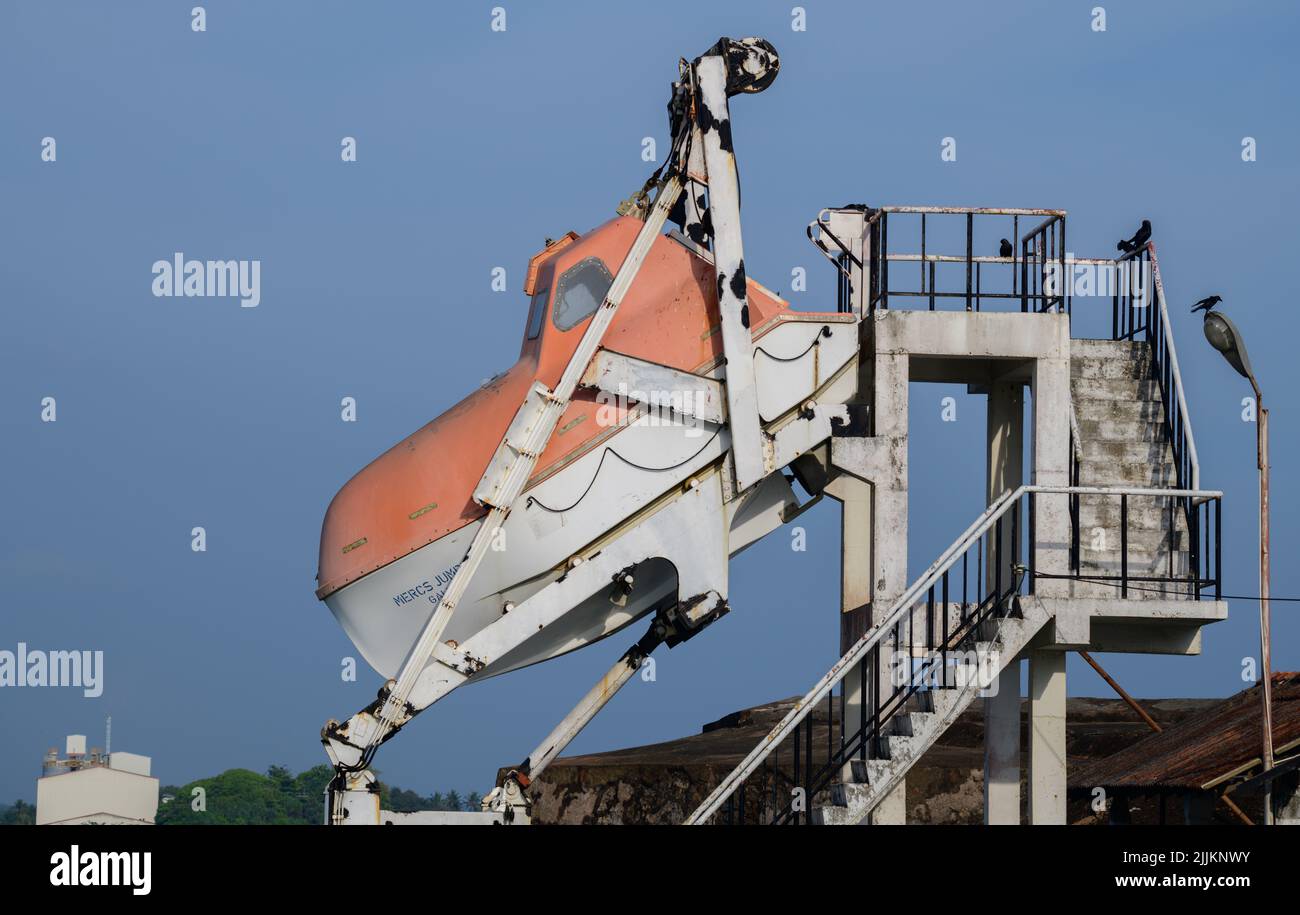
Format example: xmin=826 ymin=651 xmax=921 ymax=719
xmin=552 ymin=257 xmax=613 ymax=332
xmin=525 ymin=282 xmax=549 ymax=341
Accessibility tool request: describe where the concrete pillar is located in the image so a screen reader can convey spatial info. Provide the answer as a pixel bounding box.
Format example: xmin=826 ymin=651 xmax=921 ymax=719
xmin=1026 ymin=348 xmax=1071 ymax=825
xmin=835 ymin=473 xmax=873 ymax=745
xmin=986 ymin=380 xmax=1022 ymax=586
xmin=868 ymin=349 xmax=908 ymax=825
xmin=1029 ymin=649 xmax=1067 ymax=823
xmin=983 ymin=663 xmax=1021 ymax=824
xmin=983 ymin=381 xmax=1023 ymax=823
xmin=1030 ymin=353 xmax=1072 ymax=597
xmin=826 ymin=333 xmax=910 ymax=824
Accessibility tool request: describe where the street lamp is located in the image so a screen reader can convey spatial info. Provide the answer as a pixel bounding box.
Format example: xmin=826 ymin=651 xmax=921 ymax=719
xmin=1194 ymin=297 xmax=1275 ymax=825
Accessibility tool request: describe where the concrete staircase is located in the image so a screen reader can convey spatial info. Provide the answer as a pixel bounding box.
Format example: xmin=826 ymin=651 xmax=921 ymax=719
xmin=813 ymin=597 xmax=1052 ymax=825
xmin=1070 ymin=339 xmax=1192 ymax=599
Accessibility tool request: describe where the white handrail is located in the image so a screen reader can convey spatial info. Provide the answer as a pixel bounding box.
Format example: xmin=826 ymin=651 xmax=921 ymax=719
xmin=1148 ymin=247 xmax=1200 ymax=490
xmin=1068 ymin=402 xmax=1084 ymax=463
xmin=685 ymin=483 xmax=1222 ymax=824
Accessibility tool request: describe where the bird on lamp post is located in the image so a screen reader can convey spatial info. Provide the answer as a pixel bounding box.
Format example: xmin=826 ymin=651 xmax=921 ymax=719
xmin=1194 ymin=294 xmax=1275 ymax=824
xmin=1195 ymin=295 xmax=1255 ymax=387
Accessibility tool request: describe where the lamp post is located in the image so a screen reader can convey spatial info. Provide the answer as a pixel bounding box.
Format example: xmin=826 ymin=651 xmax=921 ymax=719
xmin=1196 ymin=300 xmax=1274 ymax=824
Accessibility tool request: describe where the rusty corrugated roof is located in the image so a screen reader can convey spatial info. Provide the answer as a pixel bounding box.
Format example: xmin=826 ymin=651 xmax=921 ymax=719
xmin=1070 ymin=672 xmax=1300 ymax=792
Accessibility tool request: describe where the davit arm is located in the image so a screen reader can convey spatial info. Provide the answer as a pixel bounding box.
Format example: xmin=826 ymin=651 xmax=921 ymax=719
xmin=321 ymin=37 xmax=780 ymax=824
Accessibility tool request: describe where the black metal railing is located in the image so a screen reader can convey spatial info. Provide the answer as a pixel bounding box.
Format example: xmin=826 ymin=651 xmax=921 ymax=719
xmin=862 ymin=207 xmax=1069 ymax=318
xmin=715 ymin=491 xmax=1035 ymax=825
xmin=1020 ymin=213 xmax=1067 ymax=314
xmin=1111 ymin=244 xmax=1199 ymax=517
xmin=1041 ymin=486 xmax=1222 ymax=601
xmin=1112 ymin=246 xmax=1152 ymax=341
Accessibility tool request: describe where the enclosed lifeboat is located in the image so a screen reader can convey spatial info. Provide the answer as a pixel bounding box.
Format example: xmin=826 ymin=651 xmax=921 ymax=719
xmin=316 ymin=216 xmax=803 ymax=681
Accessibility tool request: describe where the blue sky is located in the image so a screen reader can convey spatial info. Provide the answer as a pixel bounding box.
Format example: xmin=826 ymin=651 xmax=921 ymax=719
xmin=2 ymin=1 xmax=1297 ymax=803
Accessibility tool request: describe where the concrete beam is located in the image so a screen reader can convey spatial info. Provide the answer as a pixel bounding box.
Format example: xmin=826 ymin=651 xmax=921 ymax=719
xmin=872 ymin=310 xmax=1070 ymax=362
xmin=1031 ymin=597 xmax=1227 ymax=655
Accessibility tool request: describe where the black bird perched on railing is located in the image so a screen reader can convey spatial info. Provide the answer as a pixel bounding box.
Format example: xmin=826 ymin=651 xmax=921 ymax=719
xmin=999 ymin=238 xmax=1013 ymax=258
xmin=1117 ymin=219 xmax=1152 ymax=254
xmin=1191 ymin=294 xmax=1222 ymax=313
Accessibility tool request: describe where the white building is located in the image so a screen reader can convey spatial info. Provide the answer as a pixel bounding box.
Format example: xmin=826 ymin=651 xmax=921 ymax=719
xmin=36 ymin=735 xmax=158 ymax=825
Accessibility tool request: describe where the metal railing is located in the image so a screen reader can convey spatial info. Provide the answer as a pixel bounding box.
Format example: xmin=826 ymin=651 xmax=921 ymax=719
xmin=1112 ymin=244 xmax=1200 ymax=492
xmin=858 ymin=206 xmax=1069 ymax=316
xmin=687 ymin=484 xmax=1222 ymax=825
xmin=1048 ymin=485 xmax=1222 ymax=601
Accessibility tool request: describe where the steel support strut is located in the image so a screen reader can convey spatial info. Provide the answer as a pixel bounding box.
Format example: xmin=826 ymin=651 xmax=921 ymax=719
xmin=484 ymin=618 xmax=670 ymax=821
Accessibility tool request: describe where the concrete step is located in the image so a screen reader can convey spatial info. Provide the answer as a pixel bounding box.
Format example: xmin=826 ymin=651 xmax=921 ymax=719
xmin=1077 ymin=525 xmax=1186 ymax=554
xmin=927 ymin=685 xmax=963 ymax=717
xmin=1071 ymin=377 xmax=1163 ymax=402
xmin=886 ymin=734 xmax=920 ymax=761
xmin=813 ymin=803 xmax=866 ymax=825
xmin=1077 ymin=417 xmax=1168 ymax=444
xmin=1077 ymin=459 xmax=1176 ymax=487
xmin=1074 ymin=397 xmax=1165 ymax=425
xmin=844 ymin=757 xmax=891 ymax=786
xmin=1078 ymin=498 xmax=1188 ymax=533
xmin=1071 ymin=353 xmax=1150 ymax=381
xmin=1072 ymin=339 xmax=1150 ymax=361
xmin=1078 ymin=550 xmax=1191 ymax=578
xmin=1080 ymin=439 xmax=1174 ymax=464
xmin=1066 ymin=577 xmax=1199 ymax=601
xmin=828 ymin=782 xmax=873 ymax=808
xmin=905 ymin=711 xmax=937 ymax=735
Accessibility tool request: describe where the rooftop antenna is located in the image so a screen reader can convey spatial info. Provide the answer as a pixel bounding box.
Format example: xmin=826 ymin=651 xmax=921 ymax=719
xmin=105 ymin=715 xmax=112 ymax=758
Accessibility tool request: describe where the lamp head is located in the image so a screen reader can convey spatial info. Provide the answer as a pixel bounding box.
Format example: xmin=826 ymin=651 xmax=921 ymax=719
xmin=1202 ymin=310 xmax=1256 ymax=384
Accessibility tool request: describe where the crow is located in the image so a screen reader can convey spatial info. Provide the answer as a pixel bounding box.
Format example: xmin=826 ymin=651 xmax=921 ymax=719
xmin=1191 ymin=295 xmax=1222 ymax=313
xmin=1117 ymin=219 xmax=1152 ymax=253
xmin=999 ymin=238 xmax=1013 ymax=258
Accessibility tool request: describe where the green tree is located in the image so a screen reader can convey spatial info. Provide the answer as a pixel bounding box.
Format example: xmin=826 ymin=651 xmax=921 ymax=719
xmin=0 ymin=800 xmax=35 ymax=825
xmin=151 ymin=764 xmax=474 ymax=824
xmin=156 ymin=767 xmax=325 ymax=825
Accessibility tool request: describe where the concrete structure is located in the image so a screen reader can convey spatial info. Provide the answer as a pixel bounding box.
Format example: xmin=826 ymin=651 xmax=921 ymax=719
xmin=688 ymin=207 xmax=1228 ymax=826
xmin=36 ymin=735 xmax=158 ymax=825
